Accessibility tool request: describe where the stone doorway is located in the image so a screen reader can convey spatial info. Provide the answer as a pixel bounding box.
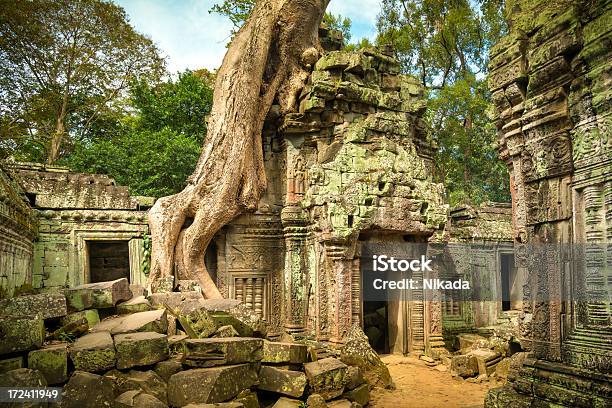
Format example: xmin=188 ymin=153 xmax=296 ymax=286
xmin=88 ymin=241 xmax=130 ymax=283
xmin=363 ymin=300 xmax=390 ymax=353
xmin=500 ymin=253 xmax=516 ymax=311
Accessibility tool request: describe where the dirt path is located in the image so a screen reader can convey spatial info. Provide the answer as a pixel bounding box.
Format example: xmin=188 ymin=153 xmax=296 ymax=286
xmin=370 ymin=355 xmax=499 ymax=408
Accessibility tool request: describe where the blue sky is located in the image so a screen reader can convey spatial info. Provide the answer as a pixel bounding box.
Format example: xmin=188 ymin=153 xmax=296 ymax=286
xmin=113 ymin=0 xmax=380 ymax=74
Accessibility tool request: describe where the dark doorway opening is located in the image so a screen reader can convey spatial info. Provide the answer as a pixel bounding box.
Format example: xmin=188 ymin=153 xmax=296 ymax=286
xmin=500 ymin=253 xmax=515 ymax=311
xmin=88 ymin=241 xmax=130 ymax=283
xmin=363 ymin=300 xmax=389 ymax=354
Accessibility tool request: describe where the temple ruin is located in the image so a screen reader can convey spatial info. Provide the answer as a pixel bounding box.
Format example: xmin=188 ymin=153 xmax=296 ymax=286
xmin=0 ymin=4 xmax=609 ymax=405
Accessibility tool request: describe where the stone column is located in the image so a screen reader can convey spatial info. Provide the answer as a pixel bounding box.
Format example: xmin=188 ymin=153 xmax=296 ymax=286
xmin=281 ymin=205 xmax=309 ymax=335
xmin=323 ymin=240 xmax=354 ymax=344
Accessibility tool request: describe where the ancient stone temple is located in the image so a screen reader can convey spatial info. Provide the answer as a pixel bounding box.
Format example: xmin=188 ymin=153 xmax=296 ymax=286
xmin=5 ymin=162 xmax=153 ymax=290
xmin=207 ymin=41 xmax=451 ymax=354
xmin=485 ymin=0 xmax=611 ymax=406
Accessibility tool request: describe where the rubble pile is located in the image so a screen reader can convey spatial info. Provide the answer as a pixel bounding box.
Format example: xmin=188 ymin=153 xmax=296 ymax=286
xmin=0 ymin=278 xmax=390 ymax=407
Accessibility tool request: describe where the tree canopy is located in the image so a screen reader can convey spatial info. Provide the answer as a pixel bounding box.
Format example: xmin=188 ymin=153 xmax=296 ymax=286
xmin=0 ymin=0 xmax=165 ymax=163
xmin=64 ymin=71 xmax=213 ymax=197
xmin=377 ymin=0 xmax=510 ymax=205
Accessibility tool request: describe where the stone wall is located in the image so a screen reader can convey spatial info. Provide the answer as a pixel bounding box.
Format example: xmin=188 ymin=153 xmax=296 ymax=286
xmin=486 ymin=0 xmax=611 ymax=406
xmin=8 ymin=162 xmax=152 ymax=291
xmin=0 ymin=164 xmax=37 ymax=297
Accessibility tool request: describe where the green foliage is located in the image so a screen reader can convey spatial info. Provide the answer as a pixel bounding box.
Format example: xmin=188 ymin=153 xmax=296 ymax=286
xmin=210 ymin=1 xmax=353 ymax=45
xmin=0 ymin=0 xmax=165 ymax=163
xmin=377 ymin=0 xmax=510 ymax=206
xmin=65 ymin=127 xmax=201 ymax=198
xmin=62 ymin=70 xmax=212 ymax=198
xmin=130 ymin=71 xmax=213 ymax=143
xmin=323 ymin=12 xmax=352 ymax=42
xmin=58 ymin=331 xmax=77 ymax=343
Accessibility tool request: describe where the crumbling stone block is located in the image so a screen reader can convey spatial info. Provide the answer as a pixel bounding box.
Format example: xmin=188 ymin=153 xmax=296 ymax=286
xmin=28 ymin=343 xmax=68 ymax=385
xmin=0 ymin=292 xmax=67 ymax=319
xmin=182 ymin=337 xmax=263 ymax=367
xmin=168 ymin=364 xmax=259 ymax=406
xmin=0 ymin=368 xmax=46 ymax=387
xmin=0 ymin=316 xmax=44 ymax=355
xmin=306 ymin=394 xmax=328 ymax=408
xmin=92 ymin=309 xmax=168 ymax=335
xmin=114 ymin=332 xmax=169 ymax=369
xmin=69 ymin=331 xmax=116 ymax=372
xmin=470 ymin=349 xmax=502 ymax=376
xmin=258 ymin=365 xmax=307 ymax=398
xmin=304 ymin=357 xmax=348 ymax=400
xmin=271 ymin=397 xmax=303 ymax=408
xmin=104 ymin=369 xmax=167 ymax=405
xmin=0 ymin=356 xmax=25 ymax=374
xmin=262 ymin=341 xmax=308 ymax=364
xmin=116 ymin=296 xmax=153 ymax=314
xmin=154 ymin=358 xmax=183 ymax=382
xmin=115 ymin=390 xmax=166 ymax=408
xmin=450 ymin=354 xmax=478 ymax=378
xmin=342 ymin=383 xmax=370 ymax=406
xmin=345 ymin=366 xmax=365 ymax=390
xmin=339 ymin=325 xmax=393 ymax=388
xmin=212 ymin=324 xmax=240 ymax=338
xmin=59 ymin=371 xmax=115 ymax=408
xmin=61 ymin=309 xmax=100 ymax=328
xmin=68 ymin=278 xmax=131 ymax=309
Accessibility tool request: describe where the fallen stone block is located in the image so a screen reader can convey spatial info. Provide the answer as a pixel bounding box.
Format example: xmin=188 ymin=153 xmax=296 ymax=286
xmin=69 ymin=331 xmax=116 ymax=372
xmin=28 ymin=343 xmax=68 ymax=385
xmin=470 ymin=349 xmax=502 ymax=376
xmin=64 ymin=287 xmax=94 ymax=311
xmin=114 ymin=332 xmax=169 ymax=369
xmin=61 ymin=309 xmax=100 ymax=328
xmin=234 ymin=389 xmax=259 ymax=408
xmin=177 ymin=307 xmax=218 ymax=338
xmin=327 ymin=399 xmax=354 ymax=408
xmin=345 ymin=366 xmax=365 ymax=390
xmin=115 ymin=390 xmax=167 ymax=408
xmin=169 ymin=334 xmax=188 ymax=354
xmin=117 ymin=296 xmax=153 ymax=314
xmin=450 ymin=354 xmax=478 ymax=378
xmin=149 ymin=291 xmax=204 ymax=314
xmin=168 ymin=364 xmax=259 ymax=406
xmin=271 ymin=397 xmax=303 ymax=408
xmin=212 ymin=324 xmax=240 ymax=338
xmin=343 ymin=383 xmax=369 ymax=406
xmin=104 ymin=369 xmax=168 ymax=404
xmin=456 ymin=333 xmax=487 ymax=351
xmin=262 ymin=341 xmax=308 ymax=364
xmin=0 ymin=356 xmax=25 ymax=374
xmin=184 ymin=403 xmax=244 ymax=408
xmin=182 ymin=337 xmax=263 ymax=367
xmin=59 ymin=371 xmax=114 ymax=408
xmin=258 ymin=365 xmax=307 ymax=398
xmin=48 ymin=316 xmax=89 ymax=340
xmin=92 ymin=309 xmax=168 ymax=335
xmin=0 ymin=316 xmax=44 ymax=355
xmin=0 ymin=368 xmax=47 ymax=387
xmin=200 ymin=299 xmax=267 ymax=337
xmin=304 ymin=357 xmax=348 ymax=400
xmin=154 ymin=358 xmax=183 ymax=382
xmin=339 ymin=325 xmax=393 ymax=389
xmin=306 ymin=394 xmax=328 ymax=408
xmin=68 ymin=278 xmax=131 ymax=309
xmin=0 ymin=292 xmax=67 ymax=319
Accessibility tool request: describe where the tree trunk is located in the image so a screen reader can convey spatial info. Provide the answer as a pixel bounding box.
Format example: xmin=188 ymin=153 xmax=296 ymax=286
xmin=147 ymin=0 xmax=329 ymax=296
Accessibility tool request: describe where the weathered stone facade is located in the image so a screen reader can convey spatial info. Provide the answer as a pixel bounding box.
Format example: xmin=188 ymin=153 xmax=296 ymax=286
xmin=0 ymin=164 xmax=37 ymax=297
xmin=486 ymin=0 xmax=611 ymax=406
xmin=7 ymin=162 xmax=152 ymax=291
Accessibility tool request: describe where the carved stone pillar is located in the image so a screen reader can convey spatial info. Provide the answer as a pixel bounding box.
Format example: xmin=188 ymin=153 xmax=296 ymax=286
xmin=281 ymin=205 xmax=309 ymax=335
xmin=323 ymin=239 xmax=355 ymax=344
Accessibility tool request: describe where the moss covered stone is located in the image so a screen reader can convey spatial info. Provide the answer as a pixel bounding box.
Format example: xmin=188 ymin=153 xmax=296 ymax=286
xmin=28 ymin=343 xmax=68 ymax=385
xmin=303 ymin=357 xmax=348 ymax=400
xmin=262 ymin=341 xmax=308 ymax=364
xmin=114 ymin=331 xmax=169 ymax=369
xmin=0 ymin=316 xmax=44 ymax=355
xmin=69 ymin=331 xmax=115 ymax=372
xmin=258 ymin=365 xmax=307 ymax=398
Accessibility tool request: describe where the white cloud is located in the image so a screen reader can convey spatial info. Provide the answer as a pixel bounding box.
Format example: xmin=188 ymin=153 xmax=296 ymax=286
xmin=114 ymin=0 xmax=380 ymax=72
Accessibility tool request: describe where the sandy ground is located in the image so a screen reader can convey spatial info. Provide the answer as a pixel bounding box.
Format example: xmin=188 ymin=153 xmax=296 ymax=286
xmin=369 ymin=355 xmax=499 ymax=408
